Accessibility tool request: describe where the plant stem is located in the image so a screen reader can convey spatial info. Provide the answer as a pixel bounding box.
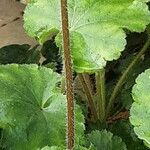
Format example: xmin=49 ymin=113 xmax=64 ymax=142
xmin=96 ymin=69 xmax=106 ymax=122
xmin=60 ymin=0 xmax=74 ymax=149
xmin=83 ymin=74 xmax=94 ymax=94
xmin=106 ymin=37 xmax=150 ymax=117
xmin=78 ymin=74 xmax=98 ymax=121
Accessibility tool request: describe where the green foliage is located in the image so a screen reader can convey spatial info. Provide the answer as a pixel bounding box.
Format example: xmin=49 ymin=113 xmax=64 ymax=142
xmin=0 ymin=0 xmax=150 ymax=149
xmin=24 ymin=0 xmax=150 ymax=73
xmin=88 ymin=130 xmax=127 ymax=150
xmin=41 ymin=146 xmax=63 ymax=150
xmin=104 ymin=32 xmax=150 ymax=114
xmin=0 ymin=64 xmax=84 ymax=149
xmin=0 ymin=44 xmax=40 ymax=64
xmin=110 ymin=120 xmax=149 ymax=150
xmin=40 ymin=129 xmax=129 ymax=150
xmin=41 ymin=145 xmax=94 ymax=150
xmin=130 ymin=69 xmax=150 ymax=148
xmin=119 ymin=56 xmax=150 ymax=109
xmin=41 ymin=39 xmax=62 ymax=73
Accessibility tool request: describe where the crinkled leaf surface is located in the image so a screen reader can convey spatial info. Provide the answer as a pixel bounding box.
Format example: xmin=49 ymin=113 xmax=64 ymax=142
xmin=0 ymin=64 xmax=85 ymax=150
xmin=41 ymin=146 xmax=63 ymax=150
xmin=130 ymin=69 xmax=150 ymax=148
xmin=41 ymin=145 xmax=93 ymax=150
xmin=88 ymin=130 xmax=127 ymax=150
xmin=24 ymin=0 xmax=150 ymax=73
xmin=110 ymin=120 xmax=149 ymax=150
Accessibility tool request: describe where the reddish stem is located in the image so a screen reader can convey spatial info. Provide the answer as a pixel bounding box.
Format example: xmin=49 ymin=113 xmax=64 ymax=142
xmin=60 ymin=0 xmax=74 ymax=149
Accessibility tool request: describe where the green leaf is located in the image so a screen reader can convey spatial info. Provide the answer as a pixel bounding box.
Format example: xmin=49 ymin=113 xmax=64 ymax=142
xmin=41 ymin=146 xmax=63 ymax=150
xmin=88 ymin=130 xmax=127 ymax=150
xmin=110 ymin=120 xmax=149 ymax=150
xmin=26 ymin=45 xmax=41 ymax=64
xmin=0 ymin=64 xmax=85 ymax=150
xmin=0 ymin=44 xmax=40 ymax=64
xmin=24 ymin=0 xmax=150 ymax=73
xmin=41 ymin=39 xmax=62 ymax=73
xmin=116 ymin=54 xmax=150 ymax=110
xmin=41 ymin=145 xmax=94 ymax=150
xmin=130 ymin=69 xmax=150 ymax=148
xmin=74 ymin=145 xmax=95 ymax=150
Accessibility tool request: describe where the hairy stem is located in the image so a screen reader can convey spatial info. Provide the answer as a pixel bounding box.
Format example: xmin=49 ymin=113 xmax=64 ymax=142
xmin=96 ymin=69 xmax=106 ymax=122
xmin=106 ymin=37 xmax=150 ymax=117
xmin=60 ymin=0 xmax=74 ymax=149
xmin=78 ymin=74 xmax=98 ymax=121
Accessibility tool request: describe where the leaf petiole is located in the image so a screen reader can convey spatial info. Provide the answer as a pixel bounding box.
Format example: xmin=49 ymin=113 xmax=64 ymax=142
xmin=106 ymin=37 xmax=150 ymax=117
xmin=95 ymin=69 xmax=106 ymax=122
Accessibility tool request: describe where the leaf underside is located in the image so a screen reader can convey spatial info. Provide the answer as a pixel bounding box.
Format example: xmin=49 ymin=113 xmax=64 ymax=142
xmin=24 ymin=0 xmax=150 ymax=73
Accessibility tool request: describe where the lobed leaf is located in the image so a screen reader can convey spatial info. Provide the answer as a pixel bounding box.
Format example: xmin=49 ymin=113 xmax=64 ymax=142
xmin=88 ymin=130 xmax=127 ymax=150
xmin=0 ymin=64 xmax=84 ymax=149
xmin=24 ymin=0 xmax=150 ymax=73
xmin=110 ymin=120 xmax=149 ymax=150
xmin=130 ymin=69 xmax=150 ymax=148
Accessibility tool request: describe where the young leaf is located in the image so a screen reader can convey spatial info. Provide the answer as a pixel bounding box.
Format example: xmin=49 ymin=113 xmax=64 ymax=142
xmin=0 ymin=64 xmax=84 ymax=149
xmin=130 ymin=69 xmax=150 ymax=148
xmin=88 ymin=130 xmax=127 ymax=150
xmin=24 ymin=0 xmax=150 ymax=73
